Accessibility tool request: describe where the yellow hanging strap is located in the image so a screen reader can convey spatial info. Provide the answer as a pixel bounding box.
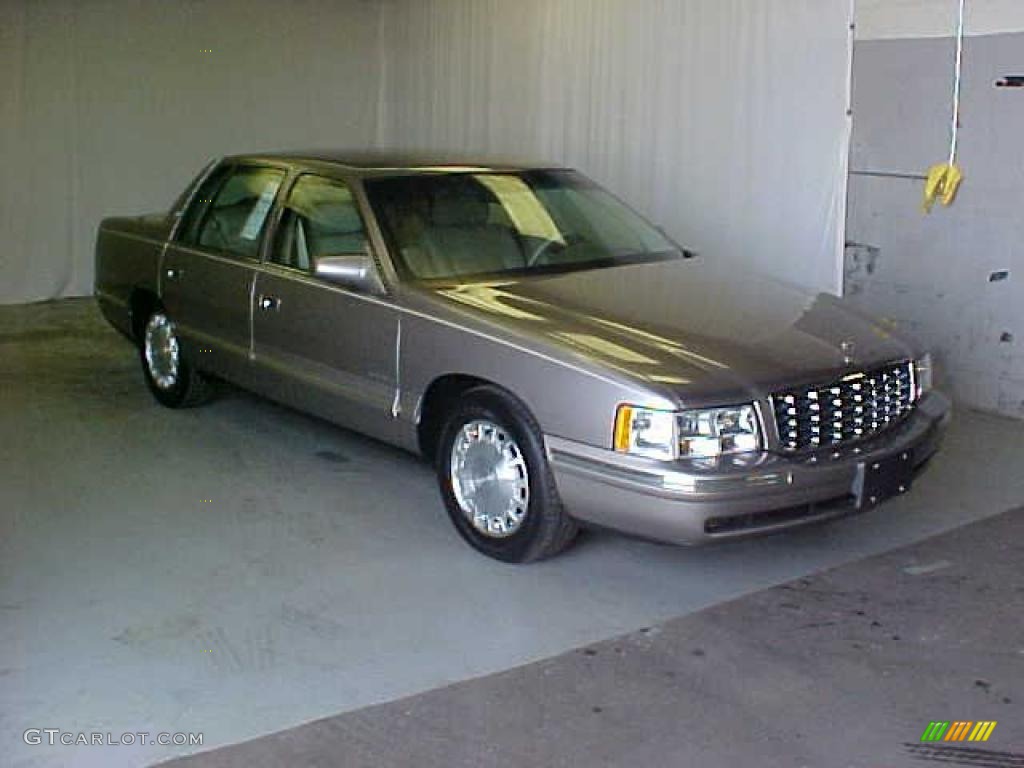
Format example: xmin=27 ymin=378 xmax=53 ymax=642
xmin=924 ymin=0 xmax=966 ymax=212
xmin=923 ymin=163 xmax=963 ymax=211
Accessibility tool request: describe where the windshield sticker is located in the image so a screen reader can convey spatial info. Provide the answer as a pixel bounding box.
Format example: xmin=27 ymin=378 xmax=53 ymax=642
xmin=474 ymin=174 xmax=564 ymax=244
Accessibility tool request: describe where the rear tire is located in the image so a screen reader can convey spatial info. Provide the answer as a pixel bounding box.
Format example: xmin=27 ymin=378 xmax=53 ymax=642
xmin=436 ymin=386 xmax=578 ymax=563
xmin=139 ymin=308 xmax=212 ymax=408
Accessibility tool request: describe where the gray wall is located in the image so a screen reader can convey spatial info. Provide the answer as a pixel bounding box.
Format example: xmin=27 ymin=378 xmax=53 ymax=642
xmin=846 ymin=32 xmax=1024 ymax=418
xmin=0 ymin=0 xmax=380 ymax=304
xmin=856 ymin=0 xmax=1024 ymax=40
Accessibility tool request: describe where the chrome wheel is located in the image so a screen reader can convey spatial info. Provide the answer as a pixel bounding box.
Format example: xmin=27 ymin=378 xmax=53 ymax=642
xmin=450 ymin=419 xmax=530 ymax=538
xmin=144 ymin=313 xmax=180 ymax=391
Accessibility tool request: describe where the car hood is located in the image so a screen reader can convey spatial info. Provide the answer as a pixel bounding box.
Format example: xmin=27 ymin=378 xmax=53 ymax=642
xmin=408 ymin=258 xmax=916 ymax=405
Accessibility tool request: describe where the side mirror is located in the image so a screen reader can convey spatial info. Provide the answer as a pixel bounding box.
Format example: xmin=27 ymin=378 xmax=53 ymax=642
xmin=314 ymin=253 xmax=384 ymax=295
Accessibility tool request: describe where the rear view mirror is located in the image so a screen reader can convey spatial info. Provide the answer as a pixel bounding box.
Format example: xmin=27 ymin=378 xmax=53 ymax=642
xmin=314 ymin=253 xmax=384 ymax=295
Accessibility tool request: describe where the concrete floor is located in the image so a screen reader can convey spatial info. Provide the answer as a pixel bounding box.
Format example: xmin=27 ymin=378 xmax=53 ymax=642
xmin=162 ymin=506 xmax=1024 ymax=768
xmin=2 ymin=298 xmax=1023 ymax=768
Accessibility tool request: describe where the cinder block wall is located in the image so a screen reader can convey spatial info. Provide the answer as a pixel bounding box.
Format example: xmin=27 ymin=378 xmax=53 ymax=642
xmin=846 ymin=13 xmax=1024 ymax=418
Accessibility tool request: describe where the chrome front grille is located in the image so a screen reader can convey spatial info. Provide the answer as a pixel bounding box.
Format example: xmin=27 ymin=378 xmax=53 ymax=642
xmin=772 ymin=361 xmax=916 ymax=453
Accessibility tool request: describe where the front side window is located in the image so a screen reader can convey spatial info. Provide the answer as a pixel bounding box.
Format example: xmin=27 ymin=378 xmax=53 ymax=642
xmin=270 ymin=175 xmax=368 ymax=272
xmin=186 ymin=166 xmax=285 ymax=259
xmin=364 ymin=170 xmax=680 ymax=281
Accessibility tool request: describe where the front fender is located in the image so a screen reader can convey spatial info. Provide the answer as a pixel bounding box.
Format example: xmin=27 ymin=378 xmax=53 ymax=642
xmin=397 ymin=309 xmax=672 ymax=451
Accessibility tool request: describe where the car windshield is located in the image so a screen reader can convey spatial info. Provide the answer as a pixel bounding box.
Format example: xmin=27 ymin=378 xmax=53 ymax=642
xmin=364 ymin=170 xmax=681 ymax=281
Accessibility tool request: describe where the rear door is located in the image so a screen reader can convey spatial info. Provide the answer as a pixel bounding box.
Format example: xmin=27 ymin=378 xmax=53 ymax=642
xmin=160 ymin=163 xmax=287 ymax=383
xmin=250 ymin=173 xmax=400 ymax=439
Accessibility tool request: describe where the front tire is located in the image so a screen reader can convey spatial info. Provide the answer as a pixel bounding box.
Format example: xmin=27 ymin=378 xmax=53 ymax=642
xmin=140 ymin=309 xmax=211 ymax=408
xmin=436 ymin=386 xmax=578 ymax=563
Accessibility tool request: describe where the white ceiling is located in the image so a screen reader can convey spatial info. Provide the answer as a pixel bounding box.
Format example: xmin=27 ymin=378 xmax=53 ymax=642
xmin=857 ymin=0 xmax=1024 ymax=39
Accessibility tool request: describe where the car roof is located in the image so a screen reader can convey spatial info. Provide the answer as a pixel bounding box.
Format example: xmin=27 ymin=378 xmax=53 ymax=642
xmin=225 ymin=150 xmax=566 ymax=176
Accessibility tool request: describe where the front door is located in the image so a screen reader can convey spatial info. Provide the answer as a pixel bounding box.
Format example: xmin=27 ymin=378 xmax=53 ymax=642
xmin=251 ymin=173 xmax=400 ymax=439
xmin=160 ymin=163 xmax=286 ymax=383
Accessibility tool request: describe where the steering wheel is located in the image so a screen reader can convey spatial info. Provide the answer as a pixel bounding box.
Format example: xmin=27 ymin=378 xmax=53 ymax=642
xmin=528 ymin=234 xmax=585 ymax=267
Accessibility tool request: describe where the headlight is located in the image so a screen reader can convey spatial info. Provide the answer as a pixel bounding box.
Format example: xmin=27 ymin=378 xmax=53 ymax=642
xmin=914 ymin=353 xmax=933 ymax=399
xmin=613 ymin=406 xmax=677 ymax=461
xmin=678 ymin=404 xmax=761 ymax=458
xmin=614 ymin=403 xmax=762 ymax=460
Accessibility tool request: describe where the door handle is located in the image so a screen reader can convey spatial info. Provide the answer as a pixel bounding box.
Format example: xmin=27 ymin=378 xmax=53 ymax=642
xmin=165 ymin=267 xmax=184 ymax=280
xmin=257 ymin=294 xmax=281 ymax=312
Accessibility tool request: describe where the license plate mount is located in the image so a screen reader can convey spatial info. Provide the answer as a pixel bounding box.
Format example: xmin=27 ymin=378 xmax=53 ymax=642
xmin=853 ymin=450 xmax=914 ymax=509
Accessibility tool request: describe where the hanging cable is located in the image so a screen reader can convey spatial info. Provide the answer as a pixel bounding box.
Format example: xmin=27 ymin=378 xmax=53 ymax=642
xmin=923 ymin=0 xmax=966 ymax=212
xmin=948 ymin=0 xmax=965 ymax=167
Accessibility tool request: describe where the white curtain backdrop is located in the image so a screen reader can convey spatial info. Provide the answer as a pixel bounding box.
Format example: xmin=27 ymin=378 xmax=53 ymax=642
xmin=1 ymin=0 xmax=852 ymax=304
xmin=0 ymin=0 xmax=380 ymax=304
xmin=378 ymin=0 xmax=853 ymax=294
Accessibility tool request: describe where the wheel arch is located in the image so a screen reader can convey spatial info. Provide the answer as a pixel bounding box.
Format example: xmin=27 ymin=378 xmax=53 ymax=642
xmin=417 ymin=374 xmax=535 ymax=462
xmin=128 ymin=287 xmax=162 ymax=344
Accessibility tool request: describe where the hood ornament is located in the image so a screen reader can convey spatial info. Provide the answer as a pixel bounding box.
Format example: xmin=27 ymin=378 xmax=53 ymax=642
xmin=840 ymin=340 xmax=856 ymax=366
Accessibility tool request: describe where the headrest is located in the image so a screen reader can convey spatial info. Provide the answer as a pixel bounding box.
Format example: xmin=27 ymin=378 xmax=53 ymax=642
xmin=217 ymin=174 xmax=277 ymax=207
xmin=430 ymin=195 xmax=489 ymax=227
xmin=307 ymin=201 xmax=363 ymax=234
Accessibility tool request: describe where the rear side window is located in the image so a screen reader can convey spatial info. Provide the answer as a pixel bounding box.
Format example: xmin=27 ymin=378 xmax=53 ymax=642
xmin=169 ymin=158 xmax=219 ymax=219
xmin=180 ymin=166 xmax=285 ymax=259
xmin=177 ymin=165 xmax=230 ymax=245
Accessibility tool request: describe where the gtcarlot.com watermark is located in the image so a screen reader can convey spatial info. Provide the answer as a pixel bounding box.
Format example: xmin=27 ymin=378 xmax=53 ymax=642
xmin=24 ymin=729 xmax=203 ymax=747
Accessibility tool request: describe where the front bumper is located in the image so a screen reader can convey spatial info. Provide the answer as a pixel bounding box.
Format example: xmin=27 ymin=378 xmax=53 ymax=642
xmin=546 ymin=391 xmax=952 ymax=545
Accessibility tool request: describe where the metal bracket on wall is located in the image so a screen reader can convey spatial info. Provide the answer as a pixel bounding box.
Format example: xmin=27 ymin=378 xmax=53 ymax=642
xmin=850 ymin=170 xmax=928 ymax=182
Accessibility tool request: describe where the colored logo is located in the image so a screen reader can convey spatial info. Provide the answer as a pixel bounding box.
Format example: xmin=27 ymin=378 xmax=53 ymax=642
xmin=921 ymin=721 xmax=997 ymax=743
